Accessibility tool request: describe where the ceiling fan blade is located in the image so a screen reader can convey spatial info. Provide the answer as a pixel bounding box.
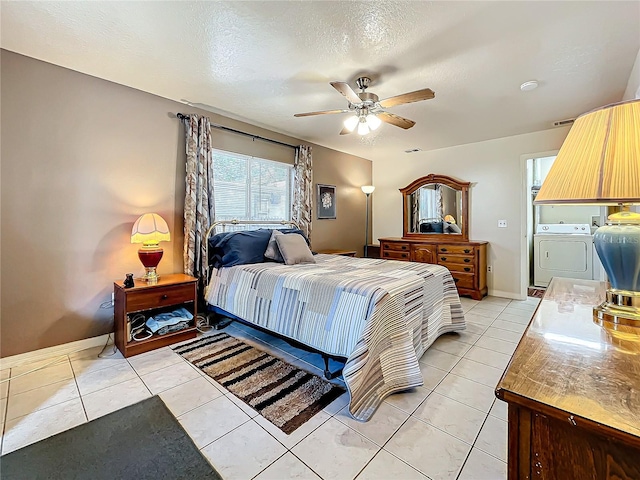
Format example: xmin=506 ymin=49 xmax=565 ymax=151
xmin=339 ymin=126 xmax=354 ymax=135
xmin=379 ymin=88 xmax=435 ymax=108
xmin=330 ymin=82 xmax=362 ymax=104
xmin=378 ymin=112 xmax=416 ymax=129
xmin=294 ymin=109 xmax=348 ymax=117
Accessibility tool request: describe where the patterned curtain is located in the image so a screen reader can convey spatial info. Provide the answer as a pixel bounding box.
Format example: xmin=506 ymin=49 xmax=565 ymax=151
xmin=182 ymin=115 xmax=214 ymax=279
xmin=435 ymin=184 xmax=444 ymax=220
xmin=291 ymin=145 xmax=313 ymax=241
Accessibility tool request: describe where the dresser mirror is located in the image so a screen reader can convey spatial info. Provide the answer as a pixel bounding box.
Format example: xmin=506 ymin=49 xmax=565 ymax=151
xmin=401 ymin=174 xmax=470 ymax=241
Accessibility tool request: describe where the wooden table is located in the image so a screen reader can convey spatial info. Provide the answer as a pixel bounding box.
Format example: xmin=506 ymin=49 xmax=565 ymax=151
xmin=496 ymin=277 xmax=640 ymax=479
xmin=114 ymin=274 xmax=198 ymax=357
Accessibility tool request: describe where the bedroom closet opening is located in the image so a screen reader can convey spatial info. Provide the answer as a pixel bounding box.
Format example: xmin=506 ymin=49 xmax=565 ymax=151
xmin=523 ymin=155 xmax=606 ymax=297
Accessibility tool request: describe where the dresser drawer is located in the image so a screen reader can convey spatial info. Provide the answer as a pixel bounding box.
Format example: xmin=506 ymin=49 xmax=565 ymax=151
xmin=126 ymin=283 xmax=195 ymax=312
xmin=451 ymin=272 xmax=475 ymax=289
xmin=443 ymin=262 xmax=475 ymax=274
xmin=382 ymin=242 xmax=411 ymax=252
xmin=438 ymin=244 xmax=475 ymax=255
xmin=438 ymin=254 xmax=474 ymax=265
xmin=382 ymin=250 xmax=411 ymax=261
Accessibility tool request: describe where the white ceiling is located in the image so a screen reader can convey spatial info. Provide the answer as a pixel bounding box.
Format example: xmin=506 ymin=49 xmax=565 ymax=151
xmin=2 ymin=1 xmax=639 ymax=162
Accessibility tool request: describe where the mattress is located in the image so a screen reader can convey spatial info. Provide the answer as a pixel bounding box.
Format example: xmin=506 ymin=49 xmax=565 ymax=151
xmin=205 ymin=254 xmax=465 ymax=420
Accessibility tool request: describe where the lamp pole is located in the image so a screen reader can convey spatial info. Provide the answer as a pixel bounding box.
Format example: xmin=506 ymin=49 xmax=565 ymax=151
xmin=361 ymin=186 xmax=375 ymax=257
xmin=364 ymin=192 xmax=371 ymax=258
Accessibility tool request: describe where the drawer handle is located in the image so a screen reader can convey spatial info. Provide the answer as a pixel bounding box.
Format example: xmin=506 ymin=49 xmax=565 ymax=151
xmin=441 ymin=248 xmax=447 ymax=252
xmin=464 ymin=258 xmax=471 ymax=263
xmin=401 ymin=245 xmax=407 ymax=250
xmin=402 ymin=253 xmax=407 ymax=258
xmin=454 ymin=278 xmax=459 ymax=283
xmin=161 ymin=294 xmax=168 ymax=299
xmin=464 ymin=267 xmax=470 ymax=272
xmin=384 ymin=252 xmax=389 ymax=257
xmin=464 ymin=249 xmax=470 ymax=253
xmin=441 ymin=257 xmax=447 ymax=261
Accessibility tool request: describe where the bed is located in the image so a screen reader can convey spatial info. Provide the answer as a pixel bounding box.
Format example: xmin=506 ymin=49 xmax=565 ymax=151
xmin=203 ymin=221 xmax=465 ymax=421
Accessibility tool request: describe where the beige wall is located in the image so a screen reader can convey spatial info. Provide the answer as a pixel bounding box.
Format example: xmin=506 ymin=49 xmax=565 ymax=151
xmin=623 ymin=47 xmax=640 ymax=100
xmin=372 ymin=127 xmax=570 ymax=299
xmin=0 ymin=50 xmax=371 ymax=357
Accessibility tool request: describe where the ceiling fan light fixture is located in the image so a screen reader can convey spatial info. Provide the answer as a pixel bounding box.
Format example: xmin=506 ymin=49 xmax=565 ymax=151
xmin=343 ymin=115 xmax=359 ymax=132
xmin=366 ymin=114 xmax=381 ymax=131
xmin=357 ymin=118 xmax=370 ymax=136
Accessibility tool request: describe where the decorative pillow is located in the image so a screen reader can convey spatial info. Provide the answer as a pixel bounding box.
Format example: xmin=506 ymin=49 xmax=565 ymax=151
xmin=264 ymin=230 xmax=285 ymax=262
xmin=445 ymin=222 xmax=462 ymax=234
xmin=420 ymin=222 xmax=444 ymax=233
xmin=208 ymin=229 xmax=273 ymax=268
xmin=275 ymin=233 xmax=316 ymax=265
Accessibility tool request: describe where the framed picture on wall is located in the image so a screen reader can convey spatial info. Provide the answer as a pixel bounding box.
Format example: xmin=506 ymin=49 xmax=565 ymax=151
xmin=317 ymin=184 xmax=337 ymax=219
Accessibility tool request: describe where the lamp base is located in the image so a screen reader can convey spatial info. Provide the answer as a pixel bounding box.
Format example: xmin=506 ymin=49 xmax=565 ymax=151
xmin=140 ymin=268 xmax=160 ymax=284
xmin=138 ymin=247 xmax=164 ymax=284
xmin=593 ymin=289 xmax=640 ymax=328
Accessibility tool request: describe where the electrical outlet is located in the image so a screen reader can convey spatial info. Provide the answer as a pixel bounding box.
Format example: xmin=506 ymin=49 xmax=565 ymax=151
xmin=498 ymin=220 xmax=507 ymax=228
xmin=111 ymin=292 xmax=115 ymax=306
xmin=487 ymin=266 xmax=492 ymax=273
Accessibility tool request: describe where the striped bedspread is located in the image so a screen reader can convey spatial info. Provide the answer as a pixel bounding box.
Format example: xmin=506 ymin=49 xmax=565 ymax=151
xmin=205 ymin=254 xmax=465 ymax=421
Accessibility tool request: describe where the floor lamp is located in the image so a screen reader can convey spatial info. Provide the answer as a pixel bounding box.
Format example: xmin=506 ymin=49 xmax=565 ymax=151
xmin=361 ymin=186 xmax=375 ymax=257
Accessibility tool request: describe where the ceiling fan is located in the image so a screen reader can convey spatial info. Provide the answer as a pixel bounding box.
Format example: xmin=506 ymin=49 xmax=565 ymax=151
xmin=294 ymin=77 xmax=435 ymax=135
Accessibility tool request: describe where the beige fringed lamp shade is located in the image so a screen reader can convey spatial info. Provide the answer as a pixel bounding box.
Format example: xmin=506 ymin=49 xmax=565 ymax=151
xmin=535 ymin=98 xmax=640 ymax=205
xmin=131 ymin=213 xmax=171 ymax=246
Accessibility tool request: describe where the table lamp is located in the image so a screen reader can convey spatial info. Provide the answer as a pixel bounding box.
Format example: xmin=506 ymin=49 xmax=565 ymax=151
xmin=131 ymin=213 xmax=171 ymax=283
xmin=534 ymin=98 xmax=640 ymax=326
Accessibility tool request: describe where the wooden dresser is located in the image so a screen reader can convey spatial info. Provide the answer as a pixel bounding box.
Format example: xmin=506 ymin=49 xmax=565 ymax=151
xmin=496 ymin=277 xmax=640 ymax=480
xmin=379 ymin=237 xmax=487 ymax=300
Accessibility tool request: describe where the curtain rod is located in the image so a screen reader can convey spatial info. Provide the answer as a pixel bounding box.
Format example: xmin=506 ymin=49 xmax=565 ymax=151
xmin=177 ymin=113 xmax=297 ymax=150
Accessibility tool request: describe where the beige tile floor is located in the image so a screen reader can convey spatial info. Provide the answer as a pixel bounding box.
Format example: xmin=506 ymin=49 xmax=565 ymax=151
xmin=0 ymin=295 xmax=540 ymax=479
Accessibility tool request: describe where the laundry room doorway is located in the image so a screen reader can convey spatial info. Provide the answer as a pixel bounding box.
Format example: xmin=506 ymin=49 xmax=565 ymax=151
xmin=520 ymin=152 xmax=607 ymax=299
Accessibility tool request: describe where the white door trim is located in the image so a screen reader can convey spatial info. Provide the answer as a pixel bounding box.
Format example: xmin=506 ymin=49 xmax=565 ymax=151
xmin=519 ymin=150 xmax=559 ymax=299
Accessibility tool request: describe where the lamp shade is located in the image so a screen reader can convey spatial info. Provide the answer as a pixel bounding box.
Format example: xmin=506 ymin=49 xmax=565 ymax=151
xmin=533 ymin=98 xmax=640 ymax=327
xmin=343 ymin=115 xmax=359 ymax=132
xmin=361 ymin=185 xmax=375 ymax=195
xmin=534 ymin=99 xmax=640 ymax=205
xmin=131 ymin=213 xmax=170 ymax=246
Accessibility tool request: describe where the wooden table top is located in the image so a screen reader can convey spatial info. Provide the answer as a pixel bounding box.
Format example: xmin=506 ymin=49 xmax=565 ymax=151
xmin=496 ymin=277 xmax=640 ymax=439
xmin=114 ymin=273 xmax=197 ymax=291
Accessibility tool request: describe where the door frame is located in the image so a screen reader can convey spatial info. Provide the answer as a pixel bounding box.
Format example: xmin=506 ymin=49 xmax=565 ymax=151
xmin=519 ymin=150 xmax=559 ymax=300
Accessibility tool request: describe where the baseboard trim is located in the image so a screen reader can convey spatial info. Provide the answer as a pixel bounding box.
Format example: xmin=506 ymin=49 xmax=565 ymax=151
xmin=0 ymin=334 xmax=111 ymax=370
xmin=488 ymin=289 xmax=526 ymax=301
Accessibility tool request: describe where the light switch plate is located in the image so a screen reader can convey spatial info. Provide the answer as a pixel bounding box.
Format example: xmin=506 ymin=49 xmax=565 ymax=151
xmin=498 ymin=220 xmax=507 ymax=228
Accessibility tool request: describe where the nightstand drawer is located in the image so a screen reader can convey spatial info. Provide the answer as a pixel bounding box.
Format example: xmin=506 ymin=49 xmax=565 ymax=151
xmin=126 ymin=283 xmax=195 ymax=312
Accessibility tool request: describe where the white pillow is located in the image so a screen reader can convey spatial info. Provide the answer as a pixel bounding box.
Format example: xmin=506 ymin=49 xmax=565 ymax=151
xmin=264 ymin=230 xmax=285 ymax=262
xmin=275 ymin=233 xmax=316 ymax=265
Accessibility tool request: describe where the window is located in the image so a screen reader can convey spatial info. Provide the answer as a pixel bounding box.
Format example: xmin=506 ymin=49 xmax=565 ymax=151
xmin=213 ymin=149 xmax=293 ymax=221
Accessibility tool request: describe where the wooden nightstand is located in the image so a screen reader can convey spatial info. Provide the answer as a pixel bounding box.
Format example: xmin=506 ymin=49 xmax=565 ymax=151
xmin=317 ymin=249 xmax=357 ymax=257
xmin=114 ymin=274 xmax=198 ymax=357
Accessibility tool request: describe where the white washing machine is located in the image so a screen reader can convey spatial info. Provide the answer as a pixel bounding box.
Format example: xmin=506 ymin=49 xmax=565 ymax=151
xmin=534 ymin=224 xmax=593 ymax=287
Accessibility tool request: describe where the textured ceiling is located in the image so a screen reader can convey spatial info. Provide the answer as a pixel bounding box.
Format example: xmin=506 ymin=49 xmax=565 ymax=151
xmin=2 ymin=1 xmax=639 ymax=162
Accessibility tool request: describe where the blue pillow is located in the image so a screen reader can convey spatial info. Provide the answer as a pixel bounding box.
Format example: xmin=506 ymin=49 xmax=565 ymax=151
xmin=419 ymin=222 xmax=444 ymax=233
xmin=209 ymin=229 xmax=273 ymax=268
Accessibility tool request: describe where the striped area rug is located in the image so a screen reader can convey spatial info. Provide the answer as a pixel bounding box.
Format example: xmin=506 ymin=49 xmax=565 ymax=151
xmin=173 ymin=333 xmax=345 ymax=434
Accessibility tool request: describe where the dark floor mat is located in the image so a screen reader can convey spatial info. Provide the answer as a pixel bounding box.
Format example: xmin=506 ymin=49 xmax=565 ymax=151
xmin=0 ymin=396 xmax=221 ymax=480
